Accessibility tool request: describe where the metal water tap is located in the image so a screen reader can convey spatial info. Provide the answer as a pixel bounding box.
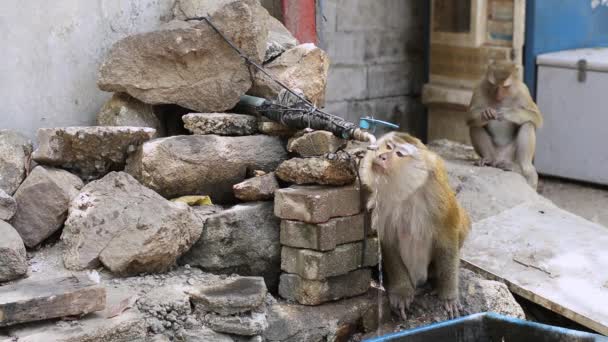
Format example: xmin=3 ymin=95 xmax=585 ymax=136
xmin=356 ymin=116 xmax=400 ymax=150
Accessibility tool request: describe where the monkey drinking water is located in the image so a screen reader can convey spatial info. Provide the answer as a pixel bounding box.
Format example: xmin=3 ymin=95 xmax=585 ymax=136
xmin=468 ymin=61 xmax=543 ymax=190
xmin=360 ymin=132 xmax=471 ymax=320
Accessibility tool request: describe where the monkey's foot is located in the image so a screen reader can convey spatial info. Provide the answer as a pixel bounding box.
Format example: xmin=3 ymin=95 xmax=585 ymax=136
xmin=492 ymin=160 xmax=514 ymax=171
xmin=388 ymin=292 xmax=414 ymax=321
xmin=474 ymin=158 xmax=493 ymax=167
xmin=442 ymin=299 xmax=463 ymax=319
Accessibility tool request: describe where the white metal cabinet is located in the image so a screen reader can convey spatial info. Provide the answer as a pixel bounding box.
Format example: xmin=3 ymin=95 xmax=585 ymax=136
xmin=535 ymin=48 xmax=608 ymax=185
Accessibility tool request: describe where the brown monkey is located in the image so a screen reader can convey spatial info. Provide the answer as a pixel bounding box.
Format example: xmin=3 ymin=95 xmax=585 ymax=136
xmin=468 ymin=61 xmax=543 ymax=190
xmin=360 ymin=132 xmax=471 ymax=320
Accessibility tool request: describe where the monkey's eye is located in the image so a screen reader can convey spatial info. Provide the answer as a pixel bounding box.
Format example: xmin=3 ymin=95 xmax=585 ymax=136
xmin=386 ymin=142 xmax=394 ymax=150
xmin=396 ymin=151 xmax=406 ymax=157
xmin=395 ymin=143 xmax=418 ymax=158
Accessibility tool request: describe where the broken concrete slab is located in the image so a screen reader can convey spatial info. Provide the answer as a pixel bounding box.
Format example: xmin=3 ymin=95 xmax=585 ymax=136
xmin=100 ymin=0 xmax=268 ymax=112
xmin=274 ymin=185 xmax=360 ymax=223
xmin=62 ymin=172 xmax=202 ymax=275
xmin=0 ymin=275 xmax=105 ymax=327
xmin=126 ymin=135 xmax=287 ymax=203
xmin=180 ymin=202 xmax=281 ymax=291
xmin=280 ymin=213 xmax=365 ymax=251
xmin=249 ymin=44 xmax=330 ymax=106
xmin=287 ymin=130 xmax=346 ymax=157
xmin=281 ymin=238 xmax=378 ymax=280
xmin=233 ymin=172 xmax=279 ymax=201
xmin=462 ymin=201 xmax=608 ymax=335
xmin=0 ymin=220 xmax=27 ymax=282
xmin=0 ymin=189 xmax=16 ymax=221
xmin=96 ymin=93 xmax=163 ymax=136
xmin=191 ymin=277 xmax=267 ymax=316
xmin=0 ymin=129 xmax=33 ymax=195
xmin=279 ymin=268 xmax=371 ymax=305
xmin=264 ymin=14 xmax=298 ymax=62
xmin=183 ymin=113 xmax=258 ymax=136
xmin=11 ymin=166 xmax=84 ymax=248
xmin=203 ymin=311 xmax=268 ymax=336
xmin=32 ymin=126 xmax=155 ymax=180
xmin=275 ymin=154 xmax=356 ymax=186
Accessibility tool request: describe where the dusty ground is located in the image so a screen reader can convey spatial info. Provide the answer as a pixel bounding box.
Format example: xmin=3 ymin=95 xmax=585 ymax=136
xmin=538 ymin=176 xmax=608 ymax=229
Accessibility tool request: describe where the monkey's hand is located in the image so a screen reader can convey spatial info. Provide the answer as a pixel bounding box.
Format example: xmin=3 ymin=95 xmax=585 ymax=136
xmin=481 ymin=108 xmax=497 ymax=121
xmin=442 ymin=298 xmax=463 ymax=320
xmin=388 ymin=291 xmax=415 ymax=321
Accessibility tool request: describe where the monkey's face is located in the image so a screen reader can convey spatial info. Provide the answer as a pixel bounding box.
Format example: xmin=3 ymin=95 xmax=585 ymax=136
xmin=487 ymin=62 xmax=516 ymax=102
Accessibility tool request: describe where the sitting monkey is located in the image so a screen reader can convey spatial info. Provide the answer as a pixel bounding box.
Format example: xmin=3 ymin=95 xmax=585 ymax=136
xmin=361 ymin=132 xmax=471 ymax=320
xmin=468 ymin=61 xmax=543 ymax=190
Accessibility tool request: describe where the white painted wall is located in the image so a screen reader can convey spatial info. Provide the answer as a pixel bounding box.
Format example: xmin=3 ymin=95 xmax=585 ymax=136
xmin=0 ymin=0 xmax=175 ymax=140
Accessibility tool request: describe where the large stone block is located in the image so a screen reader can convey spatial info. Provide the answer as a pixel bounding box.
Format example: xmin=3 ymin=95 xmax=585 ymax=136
xmin=183 ymin=113 xmax=258 ymax=136
xmin=125 ymin=135 xmax=287 ymax=203
xmin=367 ymin=63 xmax=423 ymax=98
xmin=264 ymin=14 xmax=298 ymax=62
xmin=281 ymin=238 xmax=378 ymax=280
xmin=32 ymin=126 xmax=155 ymax=180
xmin=275 ymin=154 xmax=356 ymax=186
xmin=191 ymin=277 xmax=267 ymax=316
xmin=180 ymin=202 xmax=281 ymax=291
xmin=0 ymin=221 xmax=27 ymax=282
xmin=96 ymin=93 xmax=163 ymax=136
xmin=364 ymin=30 xmax=424 ymax=64
xmin=203 ymin=311 xmax=268 ymax=336
xmin=280 ymin=213 xmax=364 ymax=251
xmin=0 ymin=189 xmax=16 ymax=221
xmin=325 ymin=66 xmax=367 ymax=102
xmin=279 ymin=268 xmax=371 ymax=305
xmin=274 ymin=185 xmax=360 ymax=223
xmin=287 ymin=130 xmax=346 ymax=157
xmin=0 ymin=130 xmax=32 ymax=195
xmin=336 ymin=0 xmax=418 ymax=32
xmin=62 ymin=172 xmax=202 ymax=275
xmin=233 ymin=172 xmax=279 ymax=201
xmin=99 ymin=0 xmax=268 ymax=112
xmin=249 ymin=44 xmax=330 ymax=106
xmin=323 ymin=31 xmax=365 ymax=65
xmin=11 ymin=166 xmax=83 ymax=247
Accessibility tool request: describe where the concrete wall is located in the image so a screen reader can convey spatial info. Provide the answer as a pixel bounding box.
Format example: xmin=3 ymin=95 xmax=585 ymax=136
xmin=0 ymin=0 xmax=175 ymax=140
xmin=317 ymin=0 xmax=427 ymax=138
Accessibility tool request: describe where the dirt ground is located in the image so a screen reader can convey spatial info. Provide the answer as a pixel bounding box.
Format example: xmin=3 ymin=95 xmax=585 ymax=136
xmin=538 ymin=176 xmax=608 ymax=229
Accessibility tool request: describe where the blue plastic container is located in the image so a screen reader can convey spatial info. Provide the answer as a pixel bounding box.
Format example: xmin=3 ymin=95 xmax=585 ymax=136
xmin=365 ymin=313 xmax=608 ymax=342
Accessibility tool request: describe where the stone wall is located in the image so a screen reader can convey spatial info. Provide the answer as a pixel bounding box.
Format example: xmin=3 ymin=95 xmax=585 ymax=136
xmin=317 ymin=0 xmax=427 ymax=138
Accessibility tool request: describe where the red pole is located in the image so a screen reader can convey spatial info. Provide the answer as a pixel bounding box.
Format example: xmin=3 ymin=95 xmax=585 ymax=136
xmin=281 ymin=0 xmax=317 ymax=44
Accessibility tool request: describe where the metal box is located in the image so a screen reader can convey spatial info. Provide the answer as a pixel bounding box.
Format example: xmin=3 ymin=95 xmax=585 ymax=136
xmin=535 ymin=48 xmax=608 ymax=185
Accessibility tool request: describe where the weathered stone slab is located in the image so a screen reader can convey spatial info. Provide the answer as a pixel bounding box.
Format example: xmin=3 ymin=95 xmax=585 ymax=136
xmin=11 ymin=166 xmax=83 ymax=247
xmin=233 ymin=172 xmax=279 ymax=201
xmin=99 ymin=0 xmax=267 ymax=112
xmin=180 ymin=202 xmax=281 ymax=291
xmin=0 ymin=221 xmax=27 ymax=282
xmin=280 ymin=213 xmax=364 ymax=251
xmin=126 ymin=135 xmax=287 ymax=203
xmin=249 ymin=44 xmax=330 ymax=106
xmin=62 ymin=172 xmax=202 ymax=275
xmin=191 ymin=277 xmax=267 ymax=316
xmin=264 ymin=14 xmax=298 ymax=62
xmin=96 ymin=93 xmax=163 ymax=136
xmin=0 ymin=276 xmax=105 ymax=327
xmin=287 ymin=130 xmax=346 ymax=157
xmin=32 ymin=127 xmax=155 ymax=180
xmin=0 ymin=130 xmax=32 ymax=195
xmin=183 ymin=113 xmax=258 ymax=136
xmin=274 ymin=185 xmax=360 ymax=223
xmin=281 ymin=238 xmax=378 ymax=280
xmin=203 ymin=311 xmax=268 ymax=336
xmin=275 ymin=155 xmax=356 ymax=186
xmin=279 ymin=269 xmax=371 ymax=305
xmin=0 ymin=189 xmax=16 ymax=221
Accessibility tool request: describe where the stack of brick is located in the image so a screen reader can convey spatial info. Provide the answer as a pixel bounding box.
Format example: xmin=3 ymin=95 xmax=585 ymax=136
xmin=273 ymin=130 xmax=378 ymax=305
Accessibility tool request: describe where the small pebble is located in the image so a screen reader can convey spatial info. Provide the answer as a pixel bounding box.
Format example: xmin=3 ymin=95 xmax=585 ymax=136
xmin=187 ymin=278 xmax=195 ymax=285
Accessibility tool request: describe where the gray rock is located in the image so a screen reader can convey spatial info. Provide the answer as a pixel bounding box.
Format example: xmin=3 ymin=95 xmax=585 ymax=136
xmin=279 ymin=269 xmax=371 ymax=305
xmin=181 ymin=327 xmax=235 ymax=342
xmin=257 ymin=118 xmax=296 ymax=137
xmin=97 ymin=93 xmax=164 ymax=136
xmin=233 ymin=172 xmax=279 ymax=201
xmin=249 ymin=44 xmax=330 ymax=106
xmin=61 ymin=172 xmax=202 ymax=275
xmin=191 ymin=277 xmax=267 ymax=316
xmin=125 ymin=135 xmax=287 ymax=203
xmin=183 ymin=113 xmax=258 ymax=136
xmin=0 ymin=130 xmax=33 ymax=195
xmin=0 ymin=189 xmax=17 ymax=221
xmin=180 ymin=202 xmax=281 ymax=291
xmin=11 ymin=166 xmax=84 ymax=247
xmin=287 ymin=130 xmax=346 ymax=157
xmin=264 ymin=15 xmax=298 ymax=62
xmin=0 ymin=221 xmax=27 ymax=282
xmin=204 ymin=311 xmax=268 ymax=336
xmin=275 ymin=154 xmax=356 ymax=186
xmin=32 ymin=127 xmax=155 ymax=180
xmin=99 ymin=0 xmax=268 ymax=113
